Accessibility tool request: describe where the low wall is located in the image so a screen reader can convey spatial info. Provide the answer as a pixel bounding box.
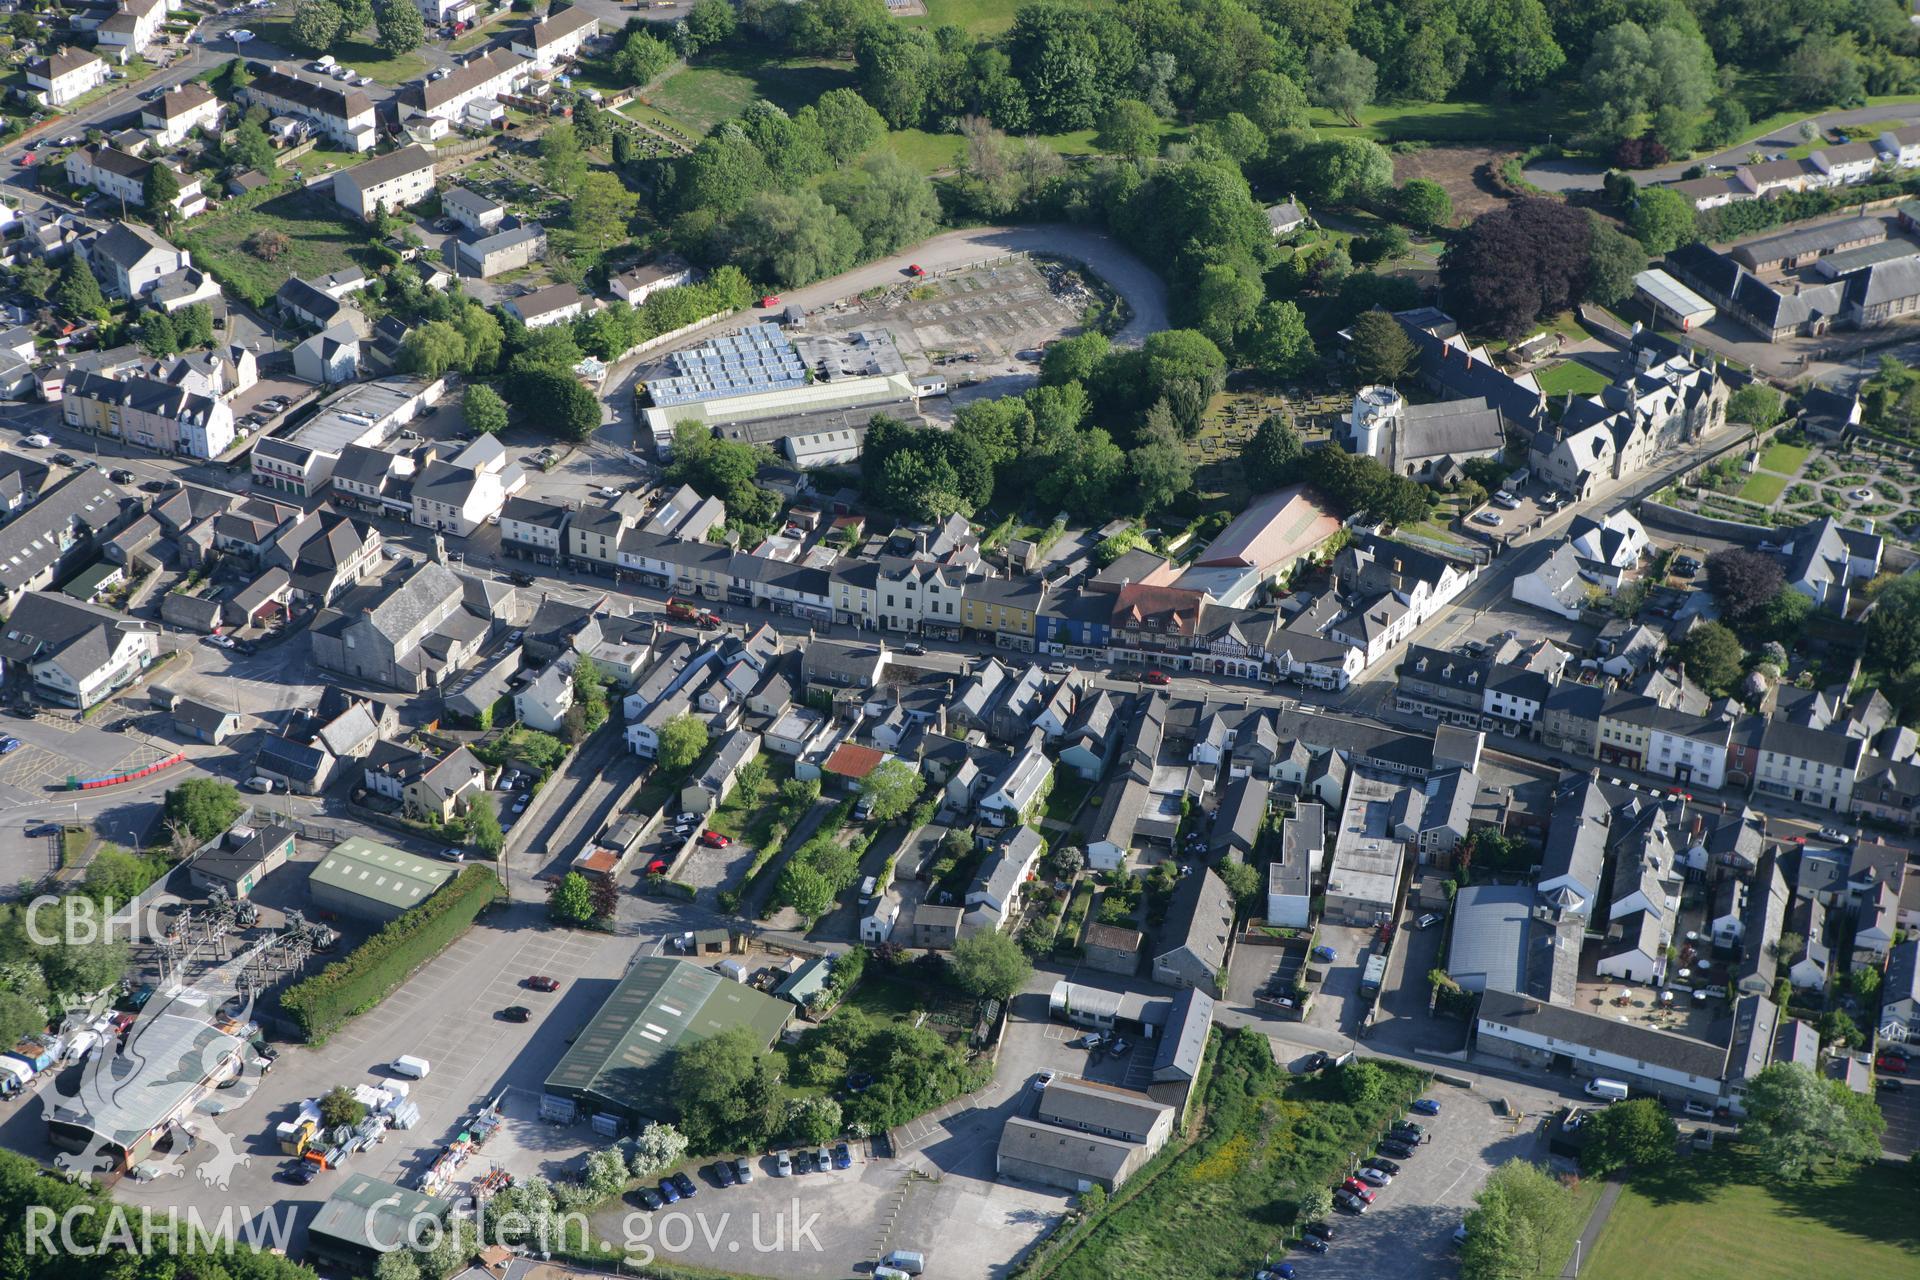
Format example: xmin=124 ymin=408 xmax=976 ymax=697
xmin=1637 ymin=499 xmax=1774 ymax=546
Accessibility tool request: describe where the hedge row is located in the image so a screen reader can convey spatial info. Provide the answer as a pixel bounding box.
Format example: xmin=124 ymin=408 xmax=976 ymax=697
xmin=280 ymin=865 xmax=503 ymax=1041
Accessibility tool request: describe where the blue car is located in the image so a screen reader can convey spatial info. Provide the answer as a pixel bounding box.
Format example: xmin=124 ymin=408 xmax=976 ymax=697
xmin=832 ymin=1142 xmax=851 ymax=1169
xmin=657 ymin=1178 xmax=680 ymax=1204
xmin=0 ymin=737 xmax=20 ymax=754
xmin=671 ymin=1171 xmax=696 ymax=1199
xmin=1311 ymin=944 xmax=1336 ymax=962
xmin=1413 ymin=1098 xmax=1442 ymax=1116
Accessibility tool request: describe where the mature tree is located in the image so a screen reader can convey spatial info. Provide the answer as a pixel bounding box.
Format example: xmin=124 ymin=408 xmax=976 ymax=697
xmin=778 ymin=862 xmax=836 ymax=922
xmin=859 ymin=759 xmax=924 ymax=824
xmin=1727 ymin=385 xmax=1782 ymax=428
xmin=684 ymin=0 xmax=736 ymax=51
xmin=290 ymin=0 xmax=346 ymax=50
xmin=948 ymin=931 xmax=1032 ymax=1002
xmin=0 ymin=990 xmax=44 ymax=1048
xmin=1216 ymin=859 xmax=1261 ymax=912
xmin=1244 ymin=415 xmax=1304 ymax=491
xmin=338 ymin=0 xmax=374 ymax=35
xmin=1740 ymin=1062 xmax=1885 ymax=1180
xmin=1042 ymin=332 xmax=1109 ymax=386
xmin=547 ymin=871 xmax=596 ymax=925
xmin=1473 ymin=0 xmax=1565 ymax=93
xmin=1581 ymin=21 xmax=1717 ymax=151
xmin=138 ymin=310 xmax=179 ymax=358
xmin=1869 ymin=576 xmax=1920 ymax=676
xmin=1190 ymin=261 xmax=1264 ymax=350
xmin=507 ymin=368 xmax=600 ymax=440
xmin=1818 ymin=1008 xmax=1863 ymax=1049
xmin=41 ymin=935 xmax=131 ymax=994
xmin=52 ymin=255 xmax=107 ymax=322
xmin=399 ymin=321 xmax=466 ymax=377
xmin=1128 ymin=412 xmax=1193 ymax=514
xmin=1461 ymin=1160 xmax=1578 ymax=1280
xmin=143 ymin=162 xmax=181 ymax=220
xmin=373 ymin=0 xmax=424 ymax=54
xmin=1627 ymin=186 xmax=1697 ymax=254
xmin=819 ymin=152 xmax=940 ymax=257
xmin=1784 ymin=38 xmax=1867 ymax=110
xmin=164 ymin=779 xmax=242 ymax=844
xmin=1439 ymin=199 xmax=1592 ymax=338
xmin=1705 ymin=549 xmax=1784 ymax=622
xmin=1298 ymin=137 xmax=1395 ymax=203
xmin=1580 ymin=1098 xmax=1676 ymax=1175
xmin=657 ymin=713 xmax=709 ymax=775
xmin=1096 ymin=97 xmax=1159 ymax=159
xmin=627 ymin=1121 xmax=689 ymax=1177
xmin=319 ymin=1085 xmax=368 ymax=1131
xmin=613 ymin=28 xmax=675 ymax=85
xmin=1243 ymin=300 xmax=1315 ymax=380
xmin=462 ymin=383 xmax=508 ymax=435
xmin=1585 ymin=215 xmax=1648 ymax=307
xmin=14 ymin=259 xmax=55 ymax=302
xmin=1239 ymin=67 xmax=1310 ymax=133
xmin=1296 ymin=1184 xmax=1334 ymax=1226
xmin=565 ymin=170 xmax=639 ymax=259
xmin=1397 ymin=178 xmax=1453 ymax=232
xmin=1349 ymin=308 xmax=1415 ymax=385
xmin=806 ymin=87 xmax=884 ymax=166
xmin=1679 ymin=621 xmax=1745 ymax=693
xmin=467 ymin=796 xmax=504 ymax=860
xmin=720 ymin=189 xmax=860 ymax=288
xmin=540 ymin=123 xmax=589 ymax=195
xmin=669 ymin=1026 xmax=784 ymax=1152
xmin=1310 ymin=45 xmax=1377 ymax=126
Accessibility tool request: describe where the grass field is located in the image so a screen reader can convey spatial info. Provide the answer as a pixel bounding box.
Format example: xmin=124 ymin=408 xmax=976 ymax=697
xmin=1309 ymin=95 xmax=1577 ymax=145
xmin=1738 ymin=472 xmax=1789 ymax=504
xmin=1584 ymin=1153 xmax=1920 ymax=1280
xmin=1535 ymin=360 xmax=1610 ymax=398
xmin=179 ymin=186 xmax=369 ymax=309
xmin=642 ymin=50 xmax=854 ymax=137
xmin=1759 ymin=442 xmax=1811 ymax=474
xmin=252 ymin=21 xmax=428 ymax=83
xmin=906 ymin=0 xmax=1082 ymax=35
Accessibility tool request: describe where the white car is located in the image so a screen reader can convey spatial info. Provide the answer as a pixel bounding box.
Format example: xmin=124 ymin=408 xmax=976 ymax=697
xmin=1492 ymin=491 xmax=1520 ymax=509
xmin=1472 ymin=511 xmax=1502 ymax=527
xmin=22 ymin=433 xmax=49 ymax=448
xmin=1357 ymin=1166 xmax=1392 ymax=1187
xmin=1033 ymin=1070 xmax=1055 ymax=1092
xmin=230 ymin=28 xmax=255 ymax=41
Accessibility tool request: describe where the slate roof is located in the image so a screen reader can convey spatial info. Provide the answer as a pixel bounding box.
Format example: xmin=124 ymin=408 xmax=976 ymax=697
xmin=1478 ymin=989 xmax=1728 ymax=1079
xmin=0 ymin=471 xmax=126 ymax=593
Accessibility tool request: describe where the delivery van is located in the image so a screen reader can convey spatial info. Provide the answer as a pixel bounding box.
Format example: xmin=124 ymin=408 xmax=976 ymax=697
xmin=1583 ymin=1077 xmax=1628 ymax=1101
xmin=390 ymin=1055 xmax=431 ymax=1079
xmin=882 ymin=1251 xmax=925 ymax=1275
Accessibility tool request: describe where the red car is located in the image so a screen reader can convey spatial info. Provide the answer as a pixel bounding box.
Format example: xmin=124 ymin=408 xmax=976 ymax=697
xmin=759 ymin=295 xmax=781 ymax=308
xmin=699 ymin=831 xmax=732 ymax=848
xmin=644 ymin=858 xmax=669 ymax=876
xmin=905 ymin=264 xmax=925 ymax=277
xmin=526 ymin=976 xmax=560 ymax=992
xmin=1877 ymin=1055 xmax=1908 ymax=1075
xmin=1143 ymin=670 xmax=1171 ymax=686
xmin=1341 ymin=1178 xmax=1377 ymax=1203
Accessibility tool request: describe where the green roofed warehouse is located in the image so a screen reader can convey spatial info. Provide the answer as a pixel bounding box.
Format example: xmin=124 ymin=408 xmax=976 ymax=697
xmin=307 ymin=1174 xmax=452 ymax=1270
xmin=542 ymin=957 xmax=792 ymax=1125
xmin=307 ymin=836 xmax=454 ymax=923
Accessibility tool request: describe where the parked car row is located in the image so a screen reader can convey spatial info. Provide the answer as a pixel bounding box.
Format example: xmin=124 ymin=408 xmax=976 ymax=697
xmin=1329 ymin=1101 xmax=1439 ymax=1217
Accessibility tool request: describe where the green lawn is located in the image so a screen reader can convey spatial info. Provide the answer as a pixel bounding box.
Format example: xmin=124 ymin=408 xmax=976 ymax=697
xmin=903 ymin=0 xmax=1060 ymax=35
xmin=1043 ymin=773 xmax=1094 ymax=827
xmin=1308 ymin=95 xmax=1577 ymax=144
xmin=1535 ymin=360 xmax=1611 ymax=398
xmin=641 ymin=49 xmax=854 ymax=138
xmin=178 ymin=186 xmax=370 ymax=310
xmin=1738 ymin=471 xmax=1789 ymax=504
xmin=1585 ymin=1153 xmax=1920 ymax=1280
xmin=1759 ymin=442 xmax=1811 ymax=475
xmin=252 ymin=21 xmax=429 ymax=83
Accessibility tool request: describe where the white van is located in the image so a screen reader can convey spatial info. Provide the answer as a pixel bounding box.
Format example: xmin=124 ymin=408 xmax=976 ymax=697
xmin=22 ymin=433 xmax=50 ymax=448
xmin=1584 ymin=1077 xmax=1628 ymax=1101
xmin=882 ymin=1252 xmax=925 ymax=1276
xmin=390 ymin=1055 xmax=431 ymax=1079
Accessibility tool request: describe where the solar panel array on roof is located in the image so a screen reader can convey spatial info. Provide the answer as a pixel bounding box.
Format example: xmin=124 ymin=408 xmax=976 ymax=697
xmin=646 ymin=324 xmax=808 ymax=407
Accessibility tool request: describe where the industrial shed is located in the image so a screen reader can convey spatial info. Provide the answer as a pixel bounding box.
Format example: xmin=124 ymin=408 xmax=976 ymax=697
xmin=307 ymin=1175 xmax=452 ymax=1271
xmin=542 ymin=957 xmax=791 ymax=1126
xmin=45 ymin=1013 xmax=243 ymax=1171
xmin=306 ymin=836 xmax=453 ymax=923
xmin=996 ymin=1079 xmax=1174 ymax=1193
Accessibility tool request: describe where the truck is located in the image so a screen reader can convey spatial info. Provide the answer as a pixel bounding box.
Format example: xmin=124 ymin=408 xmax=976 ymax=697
xmin=665 ymin=597 xmax=721 ymax=628
xmin=6 ymin=1038 xmax=59 ymax=1074
xmin=1359 ymin=953 xmax=1389 ymax=997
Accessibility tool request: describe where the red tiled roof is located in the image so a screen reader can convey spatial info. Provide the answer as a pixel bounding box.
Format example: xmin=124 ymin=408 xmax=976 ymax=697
xmin=1112 ymin=583 xmax=1208 ymax=636
xmin=1196 ymin=484 xmax=1340 ymax=571
xmin=823 ymin=742 xmax=884 ymax=780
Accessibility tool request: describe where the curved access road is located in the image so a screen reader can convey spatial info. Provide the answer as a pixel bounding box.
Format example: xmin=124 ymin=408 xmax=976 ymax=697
xmin=1521 ymin=100 xmax=1920 ymax=193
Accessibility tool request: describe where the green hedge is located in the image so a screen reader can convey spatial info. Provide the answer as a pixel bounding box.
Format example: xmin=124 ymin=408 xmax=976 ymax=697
xmin=280 ymin=865 xmax=502 ymax=1041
